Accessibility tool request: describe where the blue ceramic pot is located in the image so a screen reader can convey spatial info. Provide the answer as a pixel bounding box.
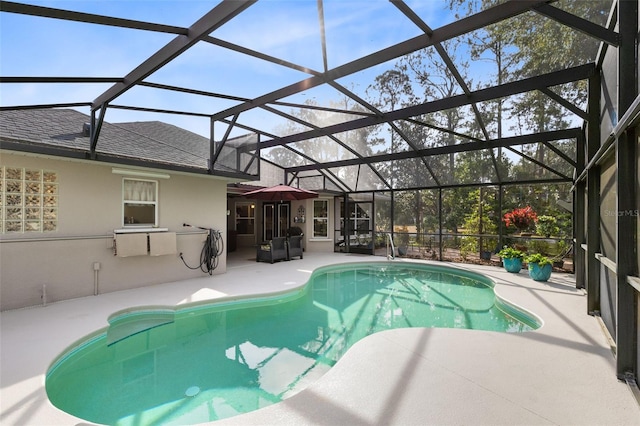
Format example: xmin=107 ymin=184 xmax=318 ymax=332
xmin=502 ymin=258 xmax=522 ymax=273
xmin=528 ymin=263 xmax=552 ymax=281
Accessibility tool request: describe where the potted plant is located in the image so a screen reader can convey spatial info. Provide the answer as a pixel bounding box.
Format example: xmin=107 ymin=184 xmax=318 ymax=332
xmin=535 ymin=215 xmax=559 ymax=238
xmin=498 ymin=246 xmax=525 ymax=273
xmin=525 ymin=253 xmax=553 ymax=282
xmin=503 ymin=206 xmax=538 ymax=235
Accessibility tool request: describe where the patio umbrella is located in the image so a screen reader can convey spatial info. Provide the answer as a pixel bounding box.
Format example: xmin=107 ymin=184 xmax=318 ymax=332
xmin=243 ymin=184 xmax=318 ymax=201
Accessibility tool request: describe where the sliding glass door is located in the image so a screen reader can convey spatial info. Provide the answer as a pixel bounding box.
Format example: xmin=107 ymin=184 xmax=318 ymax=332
xmin=263 ymin=202 xmax=290 ymax=241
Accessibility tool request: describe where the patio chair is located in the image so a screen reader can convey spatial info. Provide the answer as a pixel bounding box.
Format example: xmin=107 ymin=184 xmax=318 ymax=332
xmin=287 ymin=234 xmax=304 ymax=260
xmin=256 ymin=237 xmax=288 ymax=263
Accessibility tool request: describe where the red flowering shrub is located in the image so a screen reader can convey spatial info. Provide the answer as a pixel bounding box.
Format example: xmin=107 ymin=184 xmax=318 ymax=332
xmin=503 ymin=206 xmax=538 ymax=231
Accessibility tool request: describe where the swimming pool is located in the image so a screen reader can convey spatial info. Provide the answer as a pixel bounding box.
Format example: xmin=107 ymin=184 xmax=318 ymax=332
xmin=46 ymin=262 xmax=540 ymax=425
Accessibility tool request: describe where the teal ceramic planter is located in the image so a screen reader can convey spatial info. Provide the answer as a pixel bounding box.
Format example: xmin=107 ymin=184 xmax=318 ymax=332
xmin=528 ymin=263 xmax=552 ymax=281
xmin=502 ymin=258 xmax=522 ymax=273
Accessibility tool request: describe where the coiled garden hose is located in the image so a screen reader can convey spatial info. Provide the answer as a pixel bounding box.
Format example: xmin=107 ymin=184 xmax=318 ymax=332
xmin=180 ymin=225 xmax=224 ymax=275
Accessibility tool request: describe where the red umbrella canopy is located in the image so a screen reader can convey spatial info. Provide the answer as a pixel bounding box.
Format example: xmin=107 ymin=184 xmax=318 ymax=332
xmin=243 ymin=184 xmax=319 ymax=201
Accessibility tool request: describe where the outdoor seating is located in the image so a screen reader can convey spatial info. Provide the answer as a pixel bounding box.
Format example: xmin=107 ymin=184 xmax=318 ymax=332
xmin=256 ymin=237 xmax=288 ymax=263
xmin=287 ymin=234 xmax=304 ymax=259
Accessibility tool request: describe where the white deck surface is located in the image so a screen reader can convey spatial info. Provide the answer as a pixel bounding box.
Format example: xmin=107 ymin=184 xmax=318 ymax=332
xmin=1 ymin=251 xmax=639 ymax=425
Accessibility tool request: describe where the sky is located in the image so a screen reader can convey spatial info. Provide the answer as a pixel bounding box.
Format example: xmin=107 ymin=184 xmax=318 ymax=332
xmin=0 ymin=0 xmax=459 ymax=138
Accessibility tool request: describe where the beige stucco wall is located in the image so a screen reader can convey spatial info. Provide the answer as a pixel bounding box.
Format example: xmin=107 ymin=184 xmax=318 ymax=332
xmin=298 ymin=197 xmax=335 ymax=253
xmin=0 ymin=152 xmax=228 ymax=311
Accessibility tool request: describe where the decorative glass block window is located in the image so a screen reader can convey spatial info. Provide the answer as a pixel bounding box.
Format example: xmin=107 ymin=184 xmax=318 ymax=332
xmin=123 ymin=178 xmax=158 ymax=227
xmin=1 ymin=167 xmax=58 ymax=233
xmin=313 ymin=199 xmax=329 ymax=238
xmin=235 ymin=202 xmax=255 ymax=235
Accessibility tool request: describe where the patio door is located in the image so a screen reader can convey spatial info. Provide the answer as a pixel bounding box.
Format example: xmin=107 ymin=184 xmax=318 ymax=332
xmin=263 ymin=202 xmax=290 ymax=241
xmin=335 ymin=196 xmax=373 ymax=254
xmin=348 ymin=200 xmax=373 ymax=254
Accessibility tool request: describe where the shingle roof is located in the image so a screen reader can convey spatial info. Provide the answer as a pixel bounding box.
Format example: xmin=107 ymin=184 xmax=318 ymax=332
xmin=0 ymin=109 xmax=209 ymax=170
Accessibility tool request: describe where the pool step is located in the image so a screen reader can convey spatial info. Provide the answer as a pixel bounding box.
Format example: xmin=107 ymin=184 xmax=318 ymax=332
xmin=106 ymin=307 xmax=175 ymax=345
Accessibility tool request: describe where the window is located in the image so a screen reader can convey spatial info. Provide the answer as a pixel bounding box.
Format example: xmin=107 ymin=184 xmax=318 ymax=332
xmin=313 ymin=199 xmax=329 ymax=238
xmin=235 ymin=202 xmax=255 ymax=235
xmin=123 ymin=178 xmax=157 ymax=227
xmin=1 ymin=167 xmax=58 ymax=233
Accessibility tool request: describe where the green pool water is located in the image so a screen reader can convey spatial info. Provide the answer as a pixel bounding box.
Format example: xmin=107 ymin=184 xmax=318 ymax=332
xmin=46 ymin=262 xmax=539 ymax=425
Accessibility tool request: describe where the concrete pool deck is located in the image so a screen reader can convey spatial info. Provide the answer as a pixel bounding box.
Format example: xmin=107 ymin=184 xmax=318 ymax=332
xmin=1 ymin=251 xmax=639 ymax=425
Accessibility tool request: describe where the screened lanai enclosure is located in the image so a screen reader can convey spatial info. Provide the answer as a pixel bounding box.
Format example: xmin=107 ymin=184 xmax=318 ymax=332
xmin=1 ymin=0 xmax=639 ymax=391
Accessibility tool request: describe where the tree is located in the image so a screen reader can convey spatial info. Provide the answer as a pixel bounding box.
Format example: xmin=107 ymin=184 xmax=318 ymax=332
xmin=448 ymin=0 xmax=608 ymax=179
xmin=366 ymin=68 xmax=422 ymax=188
xmin=401 ymin=39 xmax=473 ymax=182
xmin=267 ymin=97 xmax=380 ymax=191
xmin=460 ymin=188 xmax=499 ymax=259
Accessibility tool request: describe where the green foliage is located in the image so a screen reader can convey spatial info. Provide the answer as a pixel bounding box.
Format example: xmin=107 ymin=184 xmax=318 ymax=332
xmin=536 ymin=215 xmax=559 ymax=237
xmin=555 ymin=240 xmax=569 ymax=257
xmin=446 ymin=0 xmax=607 ymax=181
xmin=502 ymin=184 xmax=572 ymax=238
xmin=460 ymin=236 xmax=477 ymax=260
xmin=498 ymin=246 xmax=525 ymax=260
xmin=462 ymin=190 xmax=498 ymax=233
xmin=525 ymin=253 xmax=552 ymax=267
xmin=484 ymin=237 xmax=499 ymax=253
xmin=528 ymin=240 xmax=550 ymax=256
xmin=418 ymin=189 xmax=440 ymax=234
xmin=458 ymin=189 xmax=499 ymax=259
xmin=442 ymin=188 xmax=474 ymax=233
xmin=393 ymin=190 xmax=440 ymax=239
xmin=556 ymin=214 xmax=573 ymax=237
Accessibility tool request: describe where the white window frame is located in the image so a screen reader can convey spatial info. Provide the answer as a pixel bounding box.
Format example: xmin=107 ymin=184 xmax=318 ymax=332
xmin=312 ymin=198 xmax=329 ymax=239
xmin=122 ymin=178 xmax=158 ymax=228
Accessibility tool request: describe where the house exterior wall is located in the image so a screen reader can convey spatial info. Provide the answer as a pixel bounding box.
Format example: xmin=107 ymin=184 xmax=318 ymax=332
xmin=298 ymin=197 xmax=334 ymax=253
xmin=225 ymin=197 xmax=335 ymax=253
xmin=0 ymin=152 xmax=228 ymax=311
